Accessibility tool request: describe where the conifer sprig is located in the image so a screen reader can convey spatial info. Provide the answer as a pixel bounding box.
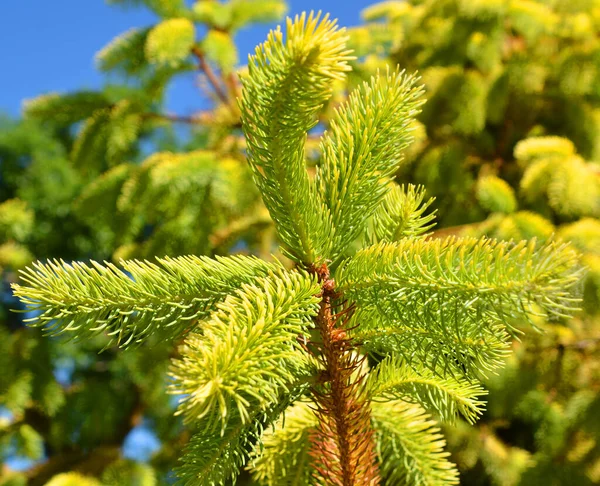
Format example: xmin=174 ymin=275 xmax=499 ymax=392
xmin=316 ymin=68 xmax=425 ymax=260
xmin=337 ymin=237 xmax=582 ymax=322
xmin=372 ymin=401 xmax=460 ymax=485
xmin=250 ymin=401 xmax=317 ymax=485
xmin=367 ymin=184 xmax=437 ymax=244
xmin=176 ymin=384 xmax=309 ymax=486
xmin=240 ymin=12 xmax=353 ymax=264
xmin=169 ymin=271 xmax=320 ymax=428
xmin=12 ymin=255 xmax=280 ymax=346
xmin=352 ymin=304 xmax=512 ymax=378
xmin=367 ymin=357 xmax=487 ymax=424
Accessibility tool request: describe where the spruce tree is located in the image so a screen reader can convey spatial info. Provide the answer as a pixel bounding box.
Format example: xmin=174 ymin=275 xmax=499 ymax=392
xmin=12 ymin=13 xmax=582 ymax=485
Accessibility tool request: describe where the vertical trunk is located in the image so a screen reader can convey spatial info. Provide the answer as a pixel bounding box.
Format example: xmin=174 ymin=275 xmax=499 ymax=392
xmin=309 ymin=263 xmax=380 ymax=485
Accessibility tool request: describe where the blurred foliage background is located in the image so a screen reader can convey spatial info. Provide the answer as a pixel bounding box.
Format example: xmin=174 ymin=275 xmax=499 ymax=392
xmin=0 ymin=0 xmax=599 ymax=485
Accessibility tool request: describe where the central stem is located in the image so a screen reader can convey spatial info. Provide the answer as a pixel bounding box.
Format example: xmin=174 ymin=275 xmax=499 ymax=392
xmin=309 ymin=263 xmax=380 ymax=485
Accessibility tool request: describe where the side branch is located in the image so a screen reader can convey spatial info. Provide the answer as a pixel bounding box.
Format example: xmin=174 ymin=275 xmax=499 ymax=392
xmin=141 ymin=111 xmax=210 ymax=125
xmin=191 ymin=46 xmax=230 ymax=104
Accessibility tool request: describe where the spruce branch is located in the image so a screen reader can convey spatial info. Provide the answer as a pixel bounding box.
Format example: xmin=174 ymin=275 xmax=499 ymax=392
xmin=372 ymin=400 xmax=459 ymax=485
xmin=95 ymin=26 xmax=150 ymax=74
xmin=176 ymin=384 xmax=309 ymax=486
xmin=250 ymin=401 xmax=318 ymax=486
xmin=239 ymin=12 xmax=353 ymax=264
xmin=169 ymin=271 xmax=321 ymax=429
xmin=366 ymin=184 xmax=437 ymax=244
xmin=337 ymin=237 xmax=582 ymax=323
xmin=12 ymin=255 xmax=280 ymax=346
xmin=316 ymin=68 xmax=425 ymax=260
xmin=141 ymin=111 xmax=208 ymax=125
xmin=367 ymin=356 xmax=488 ymax=424
xmin=23 ymin=91 xmax=112 ymax=125
xmin=352 ymin=304 xmax=511 ymax=378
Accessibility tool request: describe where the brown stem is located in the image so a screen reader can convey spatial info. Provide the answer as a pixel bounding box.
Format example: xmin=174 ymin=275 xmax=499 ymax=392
xmin=141 ymin=112 xmax=209 ymax=125
xmin=27 ymin=446 xmax=121 ymax=486
xmin=191 ymin=46 xmax=229 ymax=104
xmin=308 ymin=264 xmax=380 ymax=486
xmin=225 ymin=72 xmax=239 ymax=99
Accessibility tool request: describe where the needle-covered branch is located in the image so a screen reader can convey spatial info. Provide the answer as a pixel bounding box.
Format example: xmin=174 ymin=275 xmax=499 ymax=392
xmin=351 ymin=304 xmax=512 ymax=378
xmin=169 ymin=271 xmax=321 ymax=429
xmin=316 ymin=69 xmax=425 ymax=260
xmin=372 ymin=400 xmax=459 ymax=485
xmin=337 ymin=237 xmax=582 ymax=323
xmin=176 ymin=385 xmax=309 ymax=486
xmin=366 ymin=184 xmax=437 ymax=244
xmin=12 ymin=255 xmax=280 ymax=346
xmin=249 ymin=401 xmax=318 ymax=486
xmin=367 ymin=356 xmax=487 ymax=424
xmin=239 ymin=12 xmax=352 ymax=264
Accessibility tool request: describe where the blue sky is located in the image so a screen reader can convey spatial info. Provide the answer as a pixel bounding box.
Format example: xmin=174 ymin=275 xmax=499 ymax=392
xmin=0 ymin=0 xmax=375 ymax=118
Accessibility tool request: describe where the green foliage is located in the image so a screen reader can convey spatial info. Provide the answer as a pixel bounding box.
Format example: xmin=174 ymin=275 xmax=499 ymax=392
xmin=192 ymin=0 xmax=287 ymax=30
xmin=96 ymin=27 xmax=151 ymax=74
xmin=367 ymin=357 xmax=487 ymax=425
xmin=71 ymin=101 xmax=143 ymax=172
xmin=45 ymin=473 xmax=102 ymax=486
xmin=176 ymin=387 xmax=306 ymax=485
xmin=373 ymin=400 xmax=459 ymax=485
xmin=14 ymin=424 xmax=44 ymax=460
xmin=249 ymin=401 xmax=317 ymax=485
xmin=340 ymin=241 xmax=575 ymax=378
xmin=513 ymin=136 xmax=600 ymax=219
xmin=13 ymin=254 xmax=279 ymax=346
xmin=240 ymin=12 xmax=352 ymax=264
xmin=559 ymin=218 xmax=600 ymax=254
xmin=145 ymin=18 xmax=196 ymax=67
xmin=470 ymin=134 xmax=600 ymax=333
xmin=315 ymin=68 xmax=424 ymax=260
xmin=108 ymin=0 xmax=187 ymax=18
xmin=74 ymin=163 xmax=133 ymax=229
xmin=546 ymin=156 xmax=600 ymax=218
xmin=0 ymin=472 xmax=27 ymax=486
xmin=476 ymin=175 xmax=517 ymax=214
xmin=169 ymin=271 xmax=320 ymax=428
xmin=366 ymin=184 xmax=436 ymax=244
xmin=101 ymin=459 xmax=157 ymax=485
xmin=11 ymin=12 xmax=585 ymax=486
xmin=351 ymin=0 xmax=600 ymax=226
xmin=337 ymin=237 xmax=580 ymax=322
xmin=23 ymin=91 xmax=111 ymax=125
xmin=0 ymin=199 xmax=34 ymax=242
xmin=514 ymin=136 xmax=576 ymax=163
xmin=82 ymin=149 xmax=262 ymax=259
xmin=0 ymin=242 xmax=33 ymax=271
xmin=474 ymin=210 xmax=555 ymax=243
xmin=202 ymin=30 xmax=238 ymax=74
xmin=447 ymin=320 xmax=600 ymax=485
